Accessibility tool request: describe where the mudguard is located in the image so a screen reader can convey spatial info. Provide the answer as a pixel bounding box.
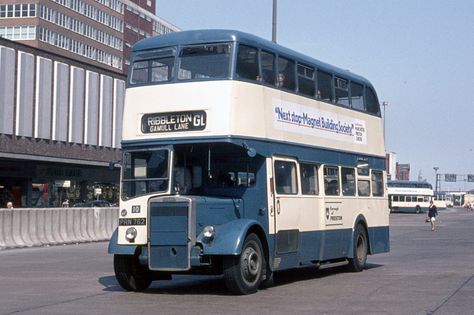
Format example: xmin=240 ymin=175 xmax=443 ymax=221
xmin=197 ymin=219 xmax=263 ymax=255
xmin=107 ymin=228 xmax=137 ymax=255
xmin=353 ymin=213 xmax=389 ymax=254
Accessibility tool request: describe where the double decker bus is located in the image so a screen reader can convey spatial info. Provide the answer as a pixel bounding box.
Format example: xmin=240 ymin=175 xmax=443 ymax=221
xmin=108 ymin=30 xmax=389 ymax=294
xmin=387 ymin=180 xmax=434 ymax=213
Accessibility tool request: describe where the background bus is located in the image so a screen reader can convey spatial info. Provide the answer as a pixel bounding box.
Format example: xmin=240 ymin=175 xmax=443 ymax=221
xmin=387 ymin=180 xmax=433 ymax=213
xmin=108 ymin=29 xmax=389 ymax=295
xmin=433 ymin=191 xmax=448 ymax=210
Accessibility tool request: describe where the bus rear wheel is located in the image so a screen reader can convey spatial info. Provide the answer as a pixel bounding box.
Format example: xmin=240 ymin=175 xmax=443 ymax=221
xmin=114 ymin=254 xmax=152 ymax=291
xmin=348 ymin=224 xmax=368 ymax=272
xmin=223 ymin=233 xmax=264 ymax=295
xmin=415 ymin=205 xmax=421 ymax=213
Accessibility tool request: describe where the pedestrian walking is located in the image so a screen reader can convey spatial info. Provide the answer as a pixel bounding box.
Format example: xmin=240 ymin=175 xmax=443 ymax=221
xmin=428 ymin=200 xmax=438 ymax=231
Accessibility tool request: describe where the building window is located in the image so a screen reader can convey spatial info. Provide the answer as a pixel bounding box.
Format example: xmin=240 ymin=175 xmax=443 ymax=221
xmin=39 ymin=5 xmax=123 ymax=51
xmin=53 ymin=0 xmax=123 ymax=32
xmin=0 ymin=3 xmax=36 ymax=18
xmin=0 ymin=25 xmax=36 ymax=40
xmin=38 ymin=26 xmax=122 ymax=70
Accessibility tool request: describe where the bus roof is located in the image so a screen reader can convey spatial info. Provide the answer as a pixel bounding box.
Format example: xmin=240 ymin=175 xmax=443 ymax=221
xmin=387 ymin=180 xmax=433 ymax=189
xmin=132 ymin=29 xmax=373 ymax=87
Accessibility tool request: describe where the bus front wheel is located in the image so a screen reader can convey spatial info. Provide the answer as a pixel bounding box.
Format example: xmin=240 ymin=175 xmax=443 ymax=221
xmin=416 ymin=205 xmax=421 ymax=213
xmin=223 ymin=233 xmax=264 ymax=295
xmin=114 ymin=254 xmax=152 ymax=291
xmin=348 ymin=224 xmax=368 ymax=272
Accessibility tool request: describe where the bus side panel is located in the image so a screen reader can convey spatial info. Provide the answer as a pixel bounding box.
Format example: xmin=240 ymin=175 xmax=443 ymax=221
xmin=299 ymin=229 xmax=353 ymax=263
xmin=269 ymin=228 xmax=353 ymax=270
xmin=368 ymin=226 xmax=390 ymax=254
xmin=391 ymin=206 xmax=427 ymax=213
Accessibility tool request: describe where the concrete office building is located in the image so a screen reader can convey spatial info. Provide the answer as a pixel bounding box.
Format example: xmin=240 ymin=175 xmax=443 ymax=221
xmin=0 ymin=0 xmax=179 ymax=74
xmin=0 ymin=1 xmax=179 ymax=207
xmin=0 ymin=37 xmax=125 ymax=208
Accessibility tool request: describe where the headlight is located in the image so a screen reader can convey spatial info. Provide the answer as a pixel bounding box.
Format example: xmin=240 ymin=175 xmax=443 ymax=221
xmin=202 ymin=226 xmax=215 ymax=242
xmin=125 ymin=227 xmax=137 ymax=241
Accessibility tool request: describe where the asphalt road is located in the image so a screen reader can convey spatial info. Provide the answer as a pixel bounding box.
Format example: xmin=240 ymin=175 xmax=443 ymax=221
xmin=1 ymin=207 xmax=473 ymax=315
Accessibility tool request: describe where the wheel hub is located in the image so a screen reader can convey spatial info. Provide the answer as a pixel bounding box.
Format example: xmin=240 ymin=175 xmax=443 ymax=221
xmin=242 ymin=247 xmax=260 ymax=279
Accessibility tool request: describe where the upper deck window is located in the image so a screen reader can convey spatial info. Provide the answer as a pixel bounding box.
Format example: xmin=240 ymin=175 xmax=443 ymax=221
xmin=261 ymin=50 xmax=276 ymax=85
xmin=335 ymin=77 xmax=349 ymax=107
xmin=366 ymin=87 xmax=381 ymax=115
xmin=351 ymin=82 xmax=364 ymax=111
xmin=130 ymin=48 xmax=175 ymax=85
xmin=130 ymin=60 xmax=149 ymax=85
xmin=236 ymin=44 xmax=259 ymax=81
xmin=317 ymin=70 xmax=333 ymax=102
xmin=178 ymin=43 xmax=231 ymax=80
xmin=277 ymin=56 xmax=295 ymax=91
xmin=297 ymin=64 xmax=315 ymax=97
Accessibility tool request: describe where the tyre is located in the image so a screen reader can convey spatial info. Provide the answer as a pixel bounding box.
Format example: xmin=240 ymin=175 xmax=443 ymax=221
xmin=348 ymin=224 xmax=368 ymax=272
xmin=223 ymin=233 xmax=264 ymax=295
xmin=114 ymin=254 xmax=152 ymax=291
xmin=415 ymin=205 xmax=421 ymax=213
xmin=260 ymin=254 xmax=274 ymax=289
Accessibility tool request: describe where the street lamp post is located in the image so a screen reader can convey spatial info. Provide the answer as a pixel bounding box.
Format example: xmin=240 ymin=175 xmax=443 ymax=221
xmin=433 ymin=167 xmax=439 ymax=192
xmin=272 ymin=0 xmax=277 ymax=43
xmin=382 ymin=101 xmax=389 ymax=145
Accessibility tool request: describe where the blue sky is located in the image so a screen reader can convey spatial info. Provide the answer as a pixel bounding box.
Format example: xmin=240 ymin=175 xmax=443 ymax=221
xmin=155 ymin=0 xmax=474 ymax=191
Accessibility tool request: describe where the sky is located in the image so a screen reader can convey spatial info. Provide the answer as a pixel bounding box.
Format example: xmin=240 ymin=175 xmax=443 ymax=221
xmin=155 ymin=0 xmax=474 ymax=191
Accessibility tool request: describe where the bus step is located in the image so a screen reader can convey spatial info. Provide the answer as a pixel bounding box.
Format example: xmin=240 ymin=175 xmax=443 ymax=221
xmin=317 ymin=260 xmax=348 ymax=270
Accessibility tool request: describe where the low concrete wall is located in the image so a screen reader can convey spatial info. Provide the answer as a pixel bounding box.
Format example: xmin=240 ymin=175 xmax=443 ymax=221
xmin=0 ymin=208 xmax=118 ymax=250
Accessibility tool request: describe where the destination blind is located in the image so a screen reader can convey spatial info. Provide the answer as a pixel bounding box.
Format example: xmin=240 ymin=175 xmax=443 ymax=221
xmin=141 ymin=110 xmax=207 ymax=133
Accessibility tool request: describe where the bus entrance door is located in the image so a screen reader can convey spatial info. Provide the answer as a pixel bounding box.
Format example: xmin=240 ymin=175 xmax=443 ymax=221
xmin=271 ymin=157 xmax=303 ymax=269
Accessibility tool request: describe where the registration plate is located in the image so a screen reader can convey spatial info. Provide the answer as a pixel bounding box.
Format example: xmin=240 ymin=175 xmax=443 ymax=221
xmin=119 ymin=218 xmax=146 ymax=226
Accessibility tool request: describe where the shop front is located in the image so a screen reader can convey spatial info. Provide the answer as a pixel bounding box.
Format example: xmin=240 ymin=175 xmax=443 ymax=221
xmin=0 ymin=159 xmax=119 ymax=208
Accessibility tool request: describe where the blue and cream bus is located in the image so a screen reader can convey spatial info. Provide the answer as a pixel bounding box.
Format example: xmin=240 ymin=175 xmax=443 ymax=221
xmin=387 ymin=180 xmax=434 ymax=213
xmin=108 ymin=30 xmax=390 ymax=294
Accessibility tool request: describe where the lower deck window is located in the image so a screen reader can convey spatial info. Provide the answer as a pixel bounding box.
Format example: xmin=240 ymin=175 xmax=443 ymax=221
xmin=275 ymin=161 xmax=297 ymax=194
xmin=371 ymin=170 xmax=384 ymax=196
xmin=324 ymin=166 xmax=340 ymax=196
xmin=341 ymin=167 xmax=355 ymax=196
xmin=300 ymin=164 xmax=318 ymax=195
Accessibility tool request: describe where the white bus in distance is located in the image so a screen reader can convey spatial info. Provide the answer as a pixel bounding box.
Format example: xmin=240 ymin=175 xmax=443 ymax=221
xmin=433 ymin=191 xmax=448 ymax=210
xmin=387 ymin=180 xmax=433 ymax=213
xmin=108 ymin=29 xmax=390 ymax=295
